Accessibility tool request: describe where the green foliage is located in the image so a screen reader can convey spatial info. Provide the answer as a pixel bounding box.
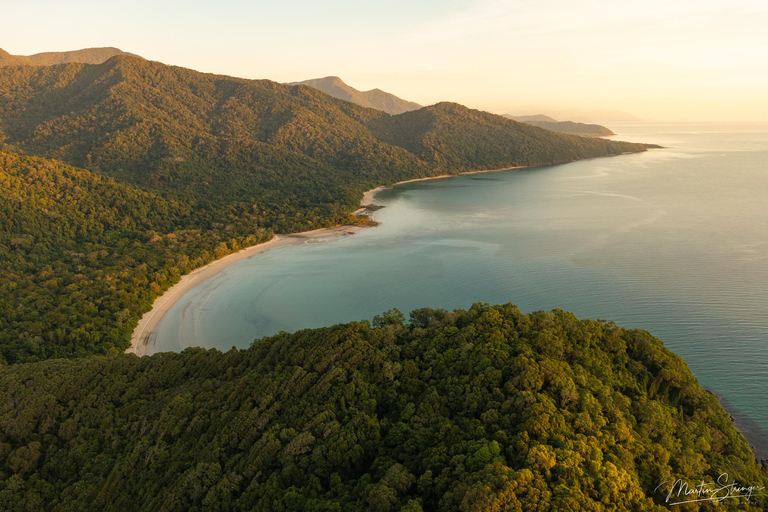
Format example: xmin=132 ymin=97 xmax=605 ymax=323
xmin=0 ymin=305 xmax=764 ymax=511
xmin=0 ymin=152 xmax=272 ymax=363
xmin=0 ymin=56 xmax=651 ymax=362
xmin=373 ymin=309 xmax=406 ymax=329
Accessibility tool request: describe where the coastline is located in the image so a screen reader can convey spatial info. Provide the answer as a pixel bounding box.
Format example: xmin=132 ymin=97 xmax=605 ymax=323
xmin=353 ymin=165 xmax=526 ymax=214
xmin=710 ymin=389 xmax=768 ymax=461
xmin=126 ymin=224 xmax=365 ymax=356
xmin=127 ymin=165 xmax=526 ymax=356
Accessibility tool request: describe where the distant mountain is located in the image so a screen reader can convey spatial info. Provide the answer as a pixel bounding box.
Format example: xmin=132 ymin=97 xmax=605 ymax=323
xmin=531 ymin=120 xmax=614 ymax=137
xmin=507 ymin=114 xmax=558 ymax=123
xmin=509 ymin=107 xmax=641 ymax=123
xmin=504 ymin=114 xmax=615 ymax=137
xmin=290 ymin=76 xmax=422 ymax=115
xmin=0 ymin=56 xmax=649 ymax=199
xmin=0 ymin=46 xmax=135 ymax=66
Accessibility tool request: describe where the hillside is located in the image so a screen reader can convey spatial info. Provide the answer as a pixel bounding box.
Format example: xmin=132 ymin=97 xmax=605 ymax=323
xmin=504 ymin=114 xmax=615 ymax=137
xmin=373 ymin=103 xmax=631 ymax=168
xmin=0 ymin=55 xmax=652 ymax=361
xmin=0 ymin=56 xmax=648 ymax=200
xmin=1 ymin=304 xmax=765 ymax=510
xmin=291 ymin=76 xmax=422 ymax=114
xmin=0 ymin=50 xmax=25 ymax=67
xmin=0 ymin=47 xmax=134 ymax=66
xmin=0 ymin=151 xmax=276 ymax=364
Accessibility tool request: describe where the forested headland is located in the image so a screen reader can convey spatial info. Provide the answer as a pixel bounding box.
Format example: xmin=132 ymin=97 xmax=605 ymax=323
xmin=1 ymin=305 xmax=765 ymax=511
xmin=503 ymin=115 xmax=616 ymax=137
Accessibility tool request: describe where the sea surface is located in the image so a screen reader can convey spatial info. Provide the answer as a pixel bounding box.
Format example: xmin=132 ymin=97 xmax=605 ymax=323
xmin=152 ymin=123 xmax=768 ymax=457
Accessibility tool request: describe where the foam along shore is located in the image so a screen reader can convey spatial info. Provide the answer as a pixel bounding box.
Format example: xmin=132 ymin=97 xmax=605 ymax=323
xmin=128 ymin=165 xmax=526 ymax=356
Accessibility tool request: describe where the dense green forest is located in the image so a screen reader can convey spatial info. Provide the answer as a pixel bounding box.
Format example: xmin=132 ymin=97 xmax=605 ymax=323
xmin=0 ymin=305 xmax=765 ymax=511
xmin=0 ymin=56 xmax=654 ymax=362
xmin=0 ymin=151 xmax=278 ymax=363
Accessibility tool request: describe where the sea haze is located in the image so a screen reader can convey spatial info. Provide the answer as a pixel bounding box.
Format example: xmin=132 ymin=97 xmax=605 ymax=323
xmin=152 ymin=123 xmax=768 ymax=456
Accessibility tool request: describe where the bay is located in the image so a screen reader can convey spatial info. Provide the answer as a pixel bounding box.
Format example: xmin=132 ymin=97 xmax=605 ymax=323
xmin=152 ymin=122 xmax=768 ymax=457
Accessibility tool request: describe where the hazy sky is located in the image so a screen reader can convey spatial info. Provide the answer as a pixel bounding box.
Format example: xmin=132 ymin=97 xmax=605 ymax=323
xmin=4 ymin=0 xmax=767 ymax=122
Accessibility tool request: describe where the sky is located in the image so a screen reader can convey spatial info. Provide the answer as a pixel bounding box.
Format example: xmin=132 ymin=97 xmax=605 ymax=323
xmin=3 ymin=0 xmax=767 ymax=122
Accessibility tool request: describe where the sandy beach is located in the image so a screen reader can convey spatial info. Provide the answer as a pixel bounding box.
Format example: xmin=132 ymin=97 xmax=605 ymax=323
xmin=127 ymin=165 xmax=526 ymax=356
xmin=126 ymin=224 xmax=364 ymax=356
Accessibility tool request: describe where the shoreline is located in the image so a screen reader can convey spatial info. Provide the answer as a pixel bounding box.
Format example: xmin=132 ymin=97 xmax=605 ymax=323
xmin=353 ymin=165 xmax=526 ymax=214
xmin=709 ymin=389 xmax=768 ymax=461
xmin=127 ymin=165 xmax=527 ymax=356
xmin=126 ymin=224 xmax=365 ymax=356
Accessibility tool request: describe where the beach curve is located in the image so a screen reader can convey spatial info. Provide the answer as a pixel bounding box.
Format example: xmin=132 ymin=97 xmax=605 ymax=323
xmin=127 ymin=165 xmax=526 ymax=356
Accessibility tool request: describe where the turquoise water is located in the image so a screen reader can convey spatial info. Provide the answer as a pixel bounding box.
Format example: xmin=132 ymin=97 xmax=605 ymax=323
xmin=152 ymin=123 xmax=768 ymax=456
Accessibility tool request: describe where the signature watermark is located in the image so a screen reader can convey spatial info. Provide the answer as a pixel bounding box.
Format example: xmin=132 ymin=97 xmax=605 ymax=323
xmin=655 ymin=473 xmax=765 ymax=506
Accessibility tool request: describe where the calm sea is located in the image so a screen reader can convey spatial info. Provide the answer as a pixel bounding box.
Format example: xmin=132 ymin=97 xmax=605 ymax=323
xmin=152 ymin=123 xmax=768 ymax=457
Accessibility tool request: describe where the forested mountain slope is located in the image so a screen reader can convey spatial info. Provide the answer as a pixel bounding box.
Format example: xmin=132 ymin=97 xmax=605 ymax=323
xmin=0 ymin=55 xmax=648 ymax=205
xmin=0 ymin=56 xmax=653 ymax=362
xmin=1 ymin=305 xmax=765 ymax=511
xmin=371 ymin=103 xmax=630 ymax=168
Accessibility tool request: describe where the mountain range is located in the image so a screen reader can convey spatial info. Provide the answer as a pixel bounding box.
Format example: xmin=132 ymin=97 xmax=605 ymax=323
xmin=292 ymin=77 xmax=618 ymax=137
xmin=0 ymin=46 xmax=135 ymax=67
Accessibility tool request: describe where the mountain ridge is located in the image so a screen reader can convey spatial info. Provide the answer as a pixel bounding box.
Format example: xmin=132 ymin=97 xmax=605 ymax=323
xmin=0 ymin=46 xmax=136 ymax=67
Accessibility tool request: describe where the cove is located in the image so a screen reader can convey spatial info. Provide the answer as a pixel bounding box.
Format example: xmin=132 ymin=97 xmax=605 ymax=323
xmin=150 ymin=123 xmax=768 ymax=457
